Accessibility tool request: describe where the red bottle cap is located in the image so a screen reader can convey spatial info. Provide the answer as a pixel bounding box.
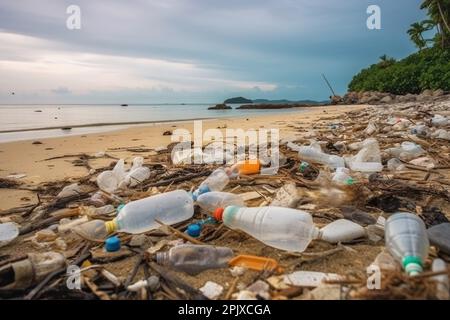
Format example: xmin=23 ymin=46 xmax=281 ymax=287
xmin=214 ymin=207 xmax=224 ymax=221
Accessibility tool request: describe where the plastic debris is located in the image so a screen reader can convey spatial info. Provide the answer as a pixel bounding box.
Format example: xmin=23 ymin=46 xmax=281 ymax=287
xmin=199 ymin=281 xmax=223 ymax=300
xmin=0 ymin=222 xmax=19 ymax=248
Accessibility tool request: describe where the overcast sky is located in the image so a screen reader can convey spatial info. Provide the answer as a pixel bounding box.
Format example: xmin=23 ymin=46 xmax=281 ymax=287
xmin=0 ymin=0 xmax=426 ymax=104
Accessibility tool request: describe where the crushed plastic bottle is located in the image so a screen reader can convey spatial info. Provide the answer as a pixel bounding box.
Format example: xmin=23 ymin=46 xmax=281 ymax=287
xmin=332 ymin=167 xmax=354 ymax=185
xmin=387 ymin=158 xmax=406 ymax=171
xmin=432 ymin=129 xmax=450 ymax=140
xmin=410 ymin=124 xmax=429 ymax=137
xmin=197 ymin=192 xmax=244 ymax=214
xmin=385 ymin=212 xmax=429 ymax=276
xmin=192 ymin=168 xmax=231 ymax=200
xmin=320 ymin=219 xmax=366 ymax=243
xmin=345 ymin=138 xmax=383 ymax=172
xmin=156 ymin=244 xmax=234 ymax=275
xmin=214 ymin=206 xmax=319 ymax=252
xmin=0 ymin=222 xmax=19 ymax=248
xmin=298 ymin=141 xmax=344 ymax=169
xmin=386 ymin=142 xmax=425 ymax=161
xmin=431 ymin=114 xmax=448 ymax=127
xmin=97 ymin=157 xmax=150 ymax=193
xmin=75 ymin=190 xmax=194 ymax=238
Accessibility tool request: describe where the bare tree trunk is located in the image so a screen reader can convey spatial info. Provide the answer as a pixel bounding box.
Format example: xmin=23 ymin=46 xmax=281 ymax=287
xmin=437 ymin=0 xmax=450 ymax=33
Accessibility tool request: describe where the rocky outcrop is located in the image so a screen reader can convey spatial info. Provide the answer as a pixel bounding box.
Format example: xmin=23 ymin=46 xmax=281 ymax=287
xmin=341 ymin=90 xmax=449 ymax=105
xmin=208 ymin=103 xmax=232 ymax=110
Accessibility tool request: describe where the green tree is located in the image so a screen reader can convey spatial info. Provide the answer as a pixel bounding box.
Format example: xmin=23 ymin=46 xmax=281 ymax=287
xmin=407 ymin=21 xmax=434 ymax=50
xmin=421 ymin=0 xmax=450 ymax=48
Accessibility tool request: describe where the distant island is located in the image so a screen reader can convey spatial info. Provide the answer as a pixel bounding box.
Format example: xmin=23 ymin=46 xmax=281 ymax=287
xmin=237 ymin=103 xmax=308 ymax=110
xmin=224 ymin=97 xmax=253 ymax=104
xmin=223 ymin=96 xmax=328 ymax=105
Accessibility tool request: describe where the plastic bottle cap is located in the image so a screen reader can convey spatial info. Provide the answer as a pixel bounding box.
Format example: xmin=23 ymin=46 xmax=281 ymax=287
xmin=198 ymin=185 xmax=211 ymax=195
xmin=117 ymin=203 xmax=125 ymax=213
xmin=214 ymin=208 xmax=224 ymax=221
xmin=186 ymin=223 xmax=202 ymax=237
xmin=105 ymin=236 xmax=121 ymax=252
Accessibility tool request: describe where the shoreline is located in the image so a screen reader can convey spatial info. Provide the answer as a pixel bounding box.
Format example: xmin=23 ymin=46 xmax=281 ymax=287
xmin=0 ymin=104 xmax=365 ymax=209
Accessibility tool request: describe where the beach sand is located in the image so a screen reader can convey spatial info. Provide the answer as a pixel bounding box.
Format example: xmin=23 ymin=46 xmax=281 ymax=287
xmin=0 ymin=104 xmax=365 ymax=210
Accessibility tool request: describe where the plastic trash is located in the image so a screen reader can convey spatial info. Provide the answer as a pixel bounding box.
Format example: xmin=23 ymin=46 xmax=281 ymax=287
xmin=196 ymin=192 xmax=244 ymax=214
xmin=75 ymin=190 xmax=194 ymax=238
xmin=228 ymin=255 xmax=282 ymax=273
xmin=214 ymin=206 xmax=319 ymax=252
xmin=298 ymin=141 xmax=344 ymax=169
xmin=410 ymin=124 xmax=429 ymax=137
xmin=200 ymin=281 xmax=223 ymax=300
xmin=192 ymin=168 xmax=230 ymax=200
xmin=284 ymin=271 xmax=343 ymax=287
xmin=0 ymin=252 xmax=66 ymax=289
xmin=232 ymin=160 xmax=261 ymax=175
xmin=432 ymin=259 xmax=449 ymax=300
xmin=156 ymin=244 xmax=234 ymax=275
xmin=409 ymin=157 xmax=435 ymax=169
xmin=332 ymin=167 xmax=354 ymax=185
xmin=431 ymin=114 xmax=448 ymax=127
xmin=346 ymin=138 xmax=383 ymax=172
xmin=0 ymin=222 xmax=19 ymax=248
xmin=127 ymin=276 xmax=160 ymax=292
xmin=385 ymin=212 xmax=429 ymax=276
xmin=432 ymin=129 xmax=450 ymax=140
xmin=57 ymin=183 xmax=81 ymax=198
xmin=105 ymin=190 xmax=194 ymax=234
xmin=186 ymin=223 xmax=202 ymax=237
xmin=364 ymin=121 xmax=378 ymax=135
xmin=105 ymin=236 xmax=121 ymax=252
xmin=386 ymin=142 xmax=425 ymax=161
xmin=370 ymin=249 xmax=401 ymax=272
xmin=427 ymin=222 xmax=450 ymax=255
xmin=319 ymin=219 xmax=366 ymax=243
xmin=97 ymin=157 xmax=150 ymax=193
xmin=387 ymin=158 xmax=406 ymax=171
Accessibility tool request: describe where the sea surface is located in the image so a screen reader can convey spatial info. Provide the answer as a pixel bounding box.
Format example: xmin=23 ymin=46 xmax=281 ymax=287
xmin=0 ymin=104 xmax=305 ymax=143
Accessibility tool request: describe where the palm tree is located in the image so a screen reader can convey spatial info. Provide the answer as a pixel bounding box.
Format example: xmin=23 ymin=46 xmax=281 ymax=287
xmin=421 ymin=0 xmax=450 ymax=48
xmin=378 ymin=55 xmax=396 ymax=68
xmin=408 ymin=20 xmax=435 ymax=50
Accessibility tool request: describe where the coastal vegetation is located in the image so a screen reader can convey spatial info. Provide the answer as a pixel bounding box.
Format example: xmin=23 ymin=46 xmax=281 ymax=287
xmin=348 ymin=0 xmax=450 ymax=94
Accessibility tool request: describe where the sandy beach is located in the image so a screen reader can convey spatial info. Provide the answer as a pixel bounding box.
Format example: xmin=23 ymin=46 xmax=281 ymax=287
xmin=0 ymin=105 xmax=365 ymax=210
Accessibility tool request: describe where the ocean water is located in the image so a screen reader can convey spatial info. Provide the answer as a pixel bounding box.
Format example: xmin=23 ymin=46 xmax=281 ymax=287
xmin=0 ymin=104 xmax=304 ymax=143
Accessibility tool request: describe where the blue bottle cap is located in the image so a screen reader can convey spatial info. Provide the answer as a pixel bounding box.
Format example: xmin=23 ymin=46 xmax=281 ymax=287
xmin=186 ymin=223 xmax=201 ymax=237
xmin=105 ymin=236 xmax=121 ymax=252
xmin=198 ymin=185 xmax=210 ymax=195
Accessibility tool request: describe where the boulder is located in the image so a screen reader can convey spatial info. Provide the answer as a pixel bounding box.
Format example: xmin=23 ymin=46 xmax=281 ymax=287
xmin=208 ymin=104 xmax=232 ymax=110
xmin=380 ymin=95 xmax=393 ymax=104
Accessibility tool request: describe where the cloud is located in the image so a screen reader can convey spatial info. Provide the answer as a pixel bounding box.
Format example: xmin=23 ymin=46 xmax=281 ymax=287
xmin=51 ymin=86 xmax=71 ymax=95
xmin=0 ymin=0 xmax=427 ymax=103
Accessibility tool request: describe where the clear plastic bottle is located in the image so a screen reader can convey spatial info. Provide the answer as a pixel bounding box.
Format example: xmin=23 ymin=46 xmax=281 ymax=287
xmin=215 ymin=206 xmax=320 ymax=252
xmin=156 ymin=244 xmax=234 ymax=275
xmin=298 ymin=141 xmax=344 ymax=169
xmin=332 ymin=167 xmax=354 ymax=185
xmin=385 ymin=212 xmax=429 ymax=276
xmin=75 ymin=190 xmax=194 ymax=238
xmin=106 ymin=190 xmax=194 ymax=234
xmin=346 ymin=138 xmax=383 ymax=172
xmin=197 ymin=192 xmax=244 ymax=214
xmin=192 ymin=168 xmax=230 ymax=200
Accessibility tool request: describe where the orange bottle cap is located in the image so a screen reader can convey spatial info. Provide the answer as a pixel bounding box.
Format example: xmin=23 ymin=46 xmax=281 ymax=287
xmin=214 ymin=207 xmax=224 ymax=221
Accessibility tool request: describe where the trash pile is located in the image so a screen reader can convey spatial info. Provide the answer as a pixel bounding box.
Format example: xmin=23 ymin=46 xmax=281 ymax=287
xmin=1 ymin=99 xmax=450 ymax=300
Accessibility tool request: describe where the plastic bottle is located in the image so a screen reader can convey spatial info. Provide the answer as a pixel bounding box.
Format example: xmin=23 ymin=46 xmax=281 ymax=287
xmin=386 ymin=142 xmax=424 ymax=161
xmin=0 ymin=252 xmax=66 ymax=289
xmin=156 ymin=244 xmax=234 ymax=275
xmin=320 ymin=219 xmax=366 ymax=243
xmin=432 ymin=258 xmax=449 ymax=300
xmin=332 ymin=167 xmax=354 ymax=185
xmin=387 ymin=158 xmax=406 ymax=171
xmin=192 ymin=168 xmax=230 ymax=200
xmin=197 ymin=192 xmax=244 ymax=214
xmin=385 ymin=212 xmax=429 ymax=276
xmin=0 ymin=222 xmax=19 ymax=248
xmin=431 ymin=114 xmax=448 ymax=127
xmin=298 ymin=141 xmax=344 ymax=169
xmin=75 ymin=190 xmax=194 ymax=238
xmin=214 ymin=206 xmax=319 ymax=252
xmin=106 ymin=190 xmax=194 ymax=234
xmin=346 ymin=138 xmax=383 ymax=172
xmin=232 ymin=160 xmax=261 ymax=175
